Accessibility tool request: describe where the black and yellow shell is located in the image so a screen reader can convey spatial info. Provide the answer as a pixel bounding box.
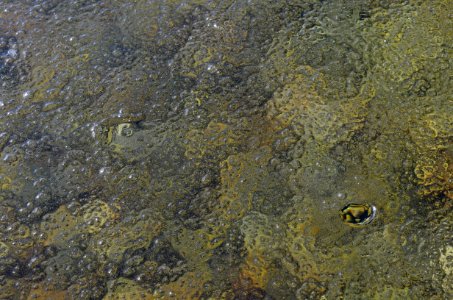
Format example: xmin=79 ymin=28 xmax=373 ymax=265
xmin=339 ymin=203 xmax=376 ymax=227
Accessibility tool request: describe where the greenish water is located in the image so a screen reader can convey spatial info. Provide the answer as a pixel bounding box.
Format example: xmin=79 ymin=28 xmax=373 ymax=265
xmin=0 ymin=1 xmax=451 ymax=299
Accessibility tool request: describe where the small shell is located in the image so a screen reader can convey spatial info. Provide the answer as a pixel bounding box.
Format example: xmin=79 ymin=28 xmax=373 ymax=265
xmin=339 ymin=203 xmax=376 ymax=227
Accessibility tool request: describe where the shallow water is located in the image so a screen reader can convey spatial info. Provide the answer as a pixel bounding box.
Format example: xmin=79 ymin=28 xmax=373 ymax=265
xmin=0 ymin=0 xmax=452 ymax=299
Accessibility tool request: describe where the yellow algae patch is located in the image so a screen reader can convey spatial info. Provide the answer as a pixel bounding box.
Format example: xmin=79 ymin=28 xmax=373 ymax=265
xmin=267 ymin=71 xmax=371 ymax=149
xmin=0 ymin=173 xmax=12 ymax=190
xmin=238 ymin=212 xmax=285 ymax=290
xmin=284 ymin=211 xmax=321 ymax=282
xmin=0 ymin=161 xmax=19 ymax=192
xmin=363 ymin=1 xmax=451 ymax=90
xmin=40 ymin=200 xmax=119 ymax=247
xmin=0 ymin=276 xmax=26 ymax=300
xmin=184 ymin=113 xmax=277 ymax=164
xmin=29 ymin=66 xmax=55 ymax=99
xmin=171 ymin=226 xmax=220 ymax=263
xmin=103 ymin=278 xmax=155 ymax=300
xmin=439 ymin=245 xmax=453 ymax=295
xmin=363 ymin=286 xmax=410 ymax=300
xmin=410 ymin=108 xmax=453 ymax=199
xmin=79 ymin=199 xmax=119 ymax=234
xmin=27 ymin=283 xmax=68 ymax=300
xmin=158 ymin=271 xmax=211 ymax=300
xmin=167 ymin=230 xmax=214 ymax=299
xmin=30 ymin=64 xmax=72 ymax=103
xmin=409 ymin=112 xmax=452 ymax=152
xmin=192 ymin=46 xmax=215 ymax=69
xmin=237 ymin=254 xmax=270 ymax=290
xmin=169 ymin=225 xmax=221 ymax=289
xmin=184 ymin=121 xmax=242 ymax=161
xmin=101 ymin=83 xmax=146 ymax=127
xmin=360 ymin=0 xmax=452 ymax=201
xmin=0 ymin=241 xmax=9 ymax=258
xmin=88 ymin=209 xmax=162 ymax=263
xmin=40 ymin=205 xmax=78 ymax=247
xmin=30 ymin=51 xmax=103 ymax=104
xmin=218 ymin=147 xmax=272 ymax=222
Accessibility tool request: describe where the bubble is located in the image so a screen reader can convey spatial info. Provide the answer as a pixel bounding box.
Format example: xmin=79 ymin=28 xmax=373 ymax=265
xmin=336 ymin=192 xmax=346 ymax=200
xmin=22 ymin=90 xmax=32 ymax=99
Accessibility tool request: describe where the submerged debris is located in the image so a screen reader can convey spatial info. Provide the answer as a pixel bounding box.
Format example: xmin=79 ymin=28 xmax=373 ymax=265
xmin=339 ymin=203 xmax=377 ymax=227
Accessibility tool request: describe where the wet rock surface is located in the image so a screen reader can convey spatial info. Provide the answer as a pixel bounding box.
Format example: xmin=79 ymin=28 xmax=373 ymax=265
xmin=0 ymin=0 xmax=452 ymax=299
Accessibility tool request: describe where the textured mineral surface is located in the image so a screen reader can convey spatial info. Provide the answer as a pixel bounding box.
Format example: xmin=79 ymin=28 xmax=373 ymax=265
xmin=0 ymin=0 xmax=451 ymax=299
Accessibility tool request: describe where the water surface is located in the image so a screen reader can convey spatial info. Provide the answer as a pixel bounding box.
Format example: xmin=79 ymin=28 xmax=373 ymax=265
xmin=0 ymin=0 xmax=452 ymax=299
